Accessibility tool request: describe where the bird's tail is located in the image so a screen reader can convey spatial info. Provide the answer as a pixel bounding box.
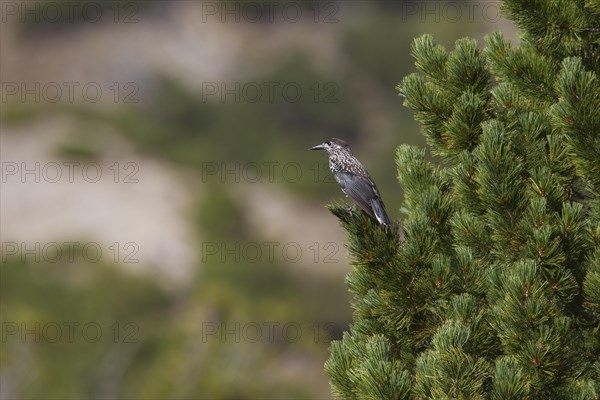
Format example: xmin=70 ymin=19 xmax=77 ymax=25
xmin=370 ymin=198 xmax=391 ymax=226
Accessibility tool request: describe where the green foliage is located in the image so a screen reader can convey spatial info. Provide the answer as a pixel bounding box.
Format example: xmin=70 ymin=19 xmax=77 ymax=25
xmin=326 ymin=1 xmax=600 ymax=398
xmin=1 ymin=256 xmax=171 ymax=399
xmin=399 ymin=35 xmax=491 ymax=159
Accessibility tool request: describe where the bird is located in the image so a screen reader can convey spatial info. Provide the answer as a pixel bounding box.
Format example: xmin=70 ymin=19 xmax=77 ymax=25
xmin=310 ymin=138 xmax=391 ymax=226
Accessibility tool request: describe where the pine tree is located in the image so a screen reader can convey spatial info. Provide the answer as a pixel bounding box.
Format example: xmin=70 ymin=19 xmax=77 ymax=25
xmin=324 ymin=1 xmax=600 ymax=398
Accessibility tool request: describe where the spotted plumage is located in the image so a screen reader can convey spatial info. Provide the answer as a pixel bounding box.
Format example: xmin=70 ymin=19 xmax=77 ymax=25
xmin=310 ymin=138 xmax=391 ymax=226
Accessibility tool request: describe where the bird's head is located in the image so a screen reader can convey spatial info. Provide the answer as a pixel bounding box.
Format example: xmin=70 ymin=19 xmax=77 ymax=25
xmin=310 ymin=138 xmax=352 ymax=154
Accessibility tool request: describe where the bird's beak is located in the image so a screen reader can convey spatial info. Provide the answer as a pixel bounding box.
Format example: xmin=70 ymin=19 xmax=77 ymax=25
xmin=310 ymin=143 xmax=325 ymax=151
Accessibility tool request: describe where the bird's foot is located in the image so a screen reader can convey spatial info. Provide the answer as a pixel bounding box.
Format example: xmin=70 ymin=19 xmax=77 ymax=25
xmin=346 ymin=205 xmax=354 ymax=216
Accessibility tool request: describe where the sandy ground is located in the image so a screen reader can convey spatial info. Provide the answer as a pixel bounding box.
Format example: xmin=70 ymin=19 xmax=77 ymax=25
xmin=1 ymin=117 xmax=198 ymax=287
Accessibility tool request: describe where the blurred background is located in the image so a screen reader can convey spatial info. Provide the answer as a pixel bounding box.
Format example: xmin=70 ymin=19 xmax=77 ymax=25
xmin=1 ymin=1 xmax=516 ymax=398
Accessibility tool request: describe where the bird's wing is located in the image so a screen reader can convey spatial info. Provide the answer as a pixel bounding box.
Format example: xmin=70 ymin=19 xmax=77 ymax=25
xmin=334 ymin=172 xmax=379 ymax=219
